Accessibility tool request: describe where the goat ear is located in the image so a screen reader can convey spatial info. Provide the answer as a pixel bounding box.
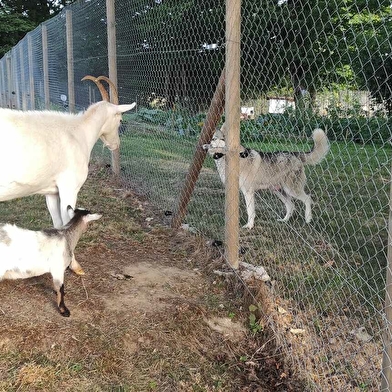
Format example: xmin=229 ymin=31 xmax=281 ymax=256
xmin=67 ymin=206 xmax=75 ymax=219
xmin=117 ymin=102 xmax=136 ymax=113
xmin=85 ymin=213 xmax=102 ymax=222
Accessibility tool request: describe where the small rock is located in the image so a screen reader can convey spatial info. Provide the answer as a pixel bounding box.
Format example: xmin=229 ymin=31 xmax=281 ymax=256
xmin=351 ymin=327 xmax=372 ymax=342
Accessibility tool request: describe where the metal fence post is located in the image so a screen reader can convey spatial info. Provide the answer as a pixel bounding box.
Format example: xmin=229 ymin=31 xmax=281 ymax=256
xmin=225 ymin=0 xmax=241 ymax=269
xmin=66 ymin=10 xmax=75 ymax=113
xmin=42 ymin=25 xmax=50 ymax=109
xmin=381 ymin=162 xmax=392 ymax=391
xmin=106 ymin=0 xmax=120 ymax=176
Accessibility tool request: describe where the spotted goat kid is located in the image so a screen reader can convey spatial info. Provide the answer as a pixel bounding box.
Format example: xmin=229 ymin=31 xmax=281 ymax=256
xmin=0 ymin=207 xmax=101 ymax=317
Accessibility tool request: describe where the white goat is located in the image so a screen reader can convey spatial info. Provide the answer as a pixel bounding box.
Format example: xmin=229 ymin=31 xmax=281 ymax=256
xmin=0 ymin=207 xmax=101 ymax=317
xmin=0 ymin=77 xmax=133 ymax=275
xmin=0 ymin=99 xmax=135 ymax=228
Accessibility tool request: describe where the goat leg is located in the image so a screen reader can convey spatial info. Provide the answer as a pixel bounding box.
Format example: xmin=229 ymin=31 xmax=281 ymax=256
xmin=57 ymin=284 xmax=70 ymax=317
xmin=53 ymin=279 xmax=70 ymax=317
xmin=69 ymin=254 xmax=85 ymax=275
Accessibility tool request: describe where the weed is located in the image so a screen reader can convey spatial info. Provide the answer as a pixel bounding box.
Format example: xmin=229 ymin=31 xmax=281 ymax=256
xmin=248 ymin=304 xmax=263 ymax=334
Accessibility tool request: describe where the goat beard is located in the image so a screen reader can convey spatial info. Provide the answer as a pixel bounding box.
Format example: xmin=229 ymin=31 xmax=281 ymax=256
xmin=101 ymin=137 xmax=119 ymax=151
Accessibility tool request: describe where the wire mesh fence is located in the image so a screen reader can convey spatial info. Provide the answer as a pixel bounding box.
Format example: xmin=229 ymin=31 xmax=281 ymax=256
xmin=0 ymin=0 xmax=391 ymax=390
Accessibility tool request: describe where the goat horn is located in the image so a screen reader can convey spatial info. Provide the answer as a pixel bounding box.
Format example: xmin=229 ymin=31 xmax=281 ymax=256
xmin=97 ymin=76 xmax=119 ymax=105
xmin=81 ymin=75 xmax=109 ymax=101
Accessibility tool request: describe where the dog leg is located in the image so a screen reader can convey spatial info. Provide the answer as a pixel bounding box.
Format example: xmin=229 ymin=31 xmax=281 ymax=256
xmin=273 ymin=190 xmax=295 ymax=222
xmin=303 ymin=195 xmax=312 ymax=223
xmin=242 ymin=190 xmax=255 ymax=229
xmin=285 ymin=188 xmax=312 ymax=223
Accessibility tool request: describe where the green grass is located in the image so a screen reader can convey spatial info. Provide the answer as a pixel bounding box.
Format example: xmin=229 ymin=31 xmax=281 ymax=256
xmin=103 ymin=121 xmax=391 ymax=324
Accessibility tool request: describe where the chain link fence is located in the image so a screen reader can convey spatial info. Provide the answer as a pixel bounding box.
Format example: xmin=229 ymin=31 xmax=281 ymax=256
xmin=1 ymin=0 xmax=391 ymax=390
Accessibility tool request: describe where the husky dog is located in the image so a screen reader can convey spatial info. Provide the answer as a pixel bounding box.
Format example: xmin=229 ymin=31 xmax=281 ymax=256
xmin=203 ymin=124 xmax=329 ymax=229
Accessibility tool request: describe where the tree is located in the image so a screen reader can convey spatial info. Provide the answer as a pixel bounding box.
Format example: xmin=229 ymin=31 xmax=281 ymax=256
xmin=241 ymin=0 xmax=391 ymax=113
xmin=0 ymin=0 xmax=73 ymax=25
xmin=0 ymin=0 xmax=75 ymax=58
xmin=0 ymin=6 xmax=35 ymax=56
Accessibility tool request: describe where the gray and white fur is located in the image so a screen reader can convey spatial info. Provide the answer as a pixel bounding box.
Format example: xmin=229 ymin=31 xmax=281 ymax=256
xmin=0 ymin=207 xmax=101 ymax=316
xmin=203 ymin=124 xmax=329 ymax=229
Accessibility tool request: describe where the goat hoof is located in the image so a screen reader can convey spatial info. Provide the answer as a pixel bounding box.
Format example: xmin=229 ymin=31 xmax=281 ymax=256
xmin=71 ymin=267 xmax=85 ymax=276
xmin=60 ymin=308 xmax=70 ymax=317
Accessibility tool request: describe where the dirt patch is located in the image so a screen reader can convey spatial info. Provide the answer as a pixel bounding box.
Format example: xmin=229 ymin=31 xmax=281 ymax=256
xmin=0 ymin=165 xmax=304 ymax=391
xmin=104 ymin=262 xmax=204 ymax=312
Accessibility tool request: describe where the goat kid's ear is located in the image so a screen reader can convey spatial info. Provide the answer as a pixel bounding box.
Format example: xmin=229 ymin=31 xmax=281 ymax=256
xmin=85 ymin=213 xmax=102 ymax=223
xmin=67 ymin=206 xmax=75 ymax=219
xmin=118 ymin=102 xmax=136 ymax=113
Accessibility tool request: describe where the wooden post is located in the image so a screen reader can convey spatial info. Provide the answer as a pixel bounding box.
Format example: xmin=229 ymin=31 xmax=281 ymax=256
xmin=381 ymin=160 xmax=392 ymax=391
xmin=225 ymin=0 xmax=241 ymax=269
xmin=66 ymin=10 xmax=75 ymax=113
xmin=11 ymin=49 xmax=21 ymax=109
xmin=6 ymin=55 xmax=12 ymax=108
xmin=42 ymin=25 xmax=50 ymax=109
xmin=19 ymin=43 xmax=27 ymax=110
xmin=171 ymin=69 xmax=226 ymax=229
xmin=106 ymin=0 xmax=120 ymax=176
xmin=0 ymin=61 xmax=4 ymax=107
xmin=28 ymin=35 xmax=35 ymax=110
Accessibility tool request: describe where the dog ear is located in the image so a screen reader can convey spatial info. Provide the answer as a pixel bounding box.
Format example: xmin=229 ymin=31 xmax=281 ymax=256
xmin=214 ymin=130 xmax=224 ymax=140
xmin=220 ymin=122 xmax=227 ymax=137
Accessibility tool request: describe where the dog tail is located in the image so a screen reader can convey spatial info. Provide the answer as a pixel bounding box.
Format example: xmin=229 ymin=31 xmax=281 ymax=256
xmin=303 ymin=128 xmax=330 ymax=166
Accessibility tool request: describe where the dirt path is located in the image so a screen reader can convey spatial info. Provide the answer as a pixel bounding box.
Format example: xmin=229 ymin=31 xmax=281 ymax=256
xmin=0 ymin=166 xmax=299 ymax=391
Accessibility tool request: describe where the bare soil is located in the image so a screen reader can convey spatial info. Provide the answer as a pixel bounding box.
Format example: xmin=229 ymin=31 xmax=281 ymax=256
xmin=0 ymin=165 xmax=304 ymax=391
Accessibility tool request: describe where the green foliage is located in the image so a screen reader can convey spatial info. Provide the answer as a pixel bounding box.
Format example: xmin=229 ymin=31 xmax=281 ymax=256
xmin=124 ymin=107 xmax=206 ymax=137
xmin=0 ymin=7 xmax=35 ymax=56
xmin=248 ymin=305 xmax=263 ymax=334
xmin=124 ymin=108 xmax=169 ymax=126
xmin=0 ymin=1 xmax=75 ymax=57
xmin=240 ymin=110 xmax=391 ymax=146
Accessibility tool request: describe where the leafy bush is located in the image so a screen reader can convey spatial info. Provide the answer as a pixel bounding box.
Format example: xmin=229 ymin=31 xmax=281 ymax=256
xmin=124 ymin=106 xmax=390 ymax=145
xmin=123 ymin=107 xmax=206 ymax=137
xmin=123 ymin=107 xmax=169 ymax=126
xmin=240 ymin=111 xmax=391 ymax=145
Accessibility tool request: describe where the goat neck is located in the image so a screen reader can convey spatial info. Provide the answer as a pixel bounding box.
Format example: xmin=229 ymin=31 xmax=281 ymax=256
xmin=63 ymin=218 xmax=89 ymax=252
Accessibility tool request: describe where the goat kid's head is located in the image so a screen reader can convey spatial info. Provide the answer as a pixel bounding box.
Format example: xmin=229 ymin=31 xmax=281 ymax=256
xmin=67 ymin=206 xmax=102 ymax=225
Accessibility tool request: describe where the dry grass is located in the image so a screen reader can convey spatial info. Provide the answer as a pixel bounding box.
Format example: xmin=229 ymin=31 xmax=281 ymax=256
xmin=0 ymin=164 xmax=304 ymax=392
